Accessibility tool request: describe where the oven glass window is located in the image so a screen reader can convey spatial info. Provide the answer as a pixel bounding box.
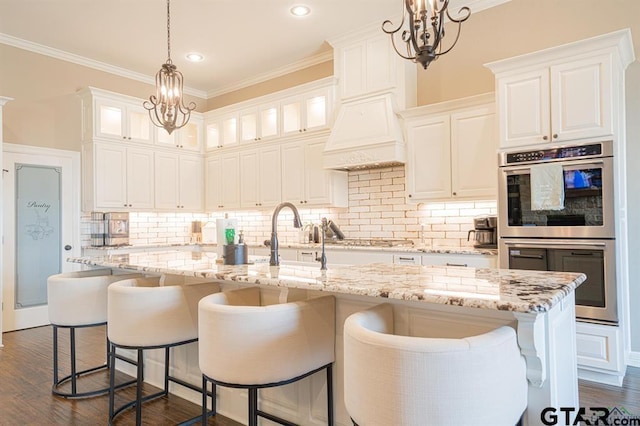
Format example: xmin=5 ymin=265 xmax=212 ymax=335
xmin=506 ymin=168 xmax=603 ymax=227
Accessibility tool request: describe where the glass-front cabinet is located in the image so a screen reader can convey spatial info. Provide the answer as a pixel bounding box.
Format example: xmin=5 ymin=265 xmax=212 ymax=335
xmin=281 ymin=87 xmax=331 ymax=136
xmin=94 ymin=98 xmax=153 ymax=144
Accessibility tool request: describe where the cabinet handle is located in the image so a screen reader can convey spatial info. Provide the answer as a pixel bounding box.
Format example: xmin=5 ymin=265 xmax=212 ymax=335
xmin=446 ymin=262 xmax=468 ymax=267
xmin=543 ymin=135 xmax=548 ymax=141
xmin=553 ymin=134 xmax=558 ymax=139
xmin=398 ymin=257 xmax=415 ymax=261
xmin=301 ymin=252 xmax=313 ymax=256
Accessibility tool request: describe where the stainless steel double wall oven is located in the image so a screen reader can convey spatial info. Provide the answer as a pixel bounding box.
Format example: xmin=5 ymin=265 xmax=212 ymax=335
xmin=498 ymin=140 xmax=617 ymax=324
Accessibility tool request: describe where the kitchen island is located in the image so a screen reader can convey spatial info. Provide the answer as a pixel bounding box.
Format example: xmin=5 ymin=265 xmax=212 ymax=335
xmin=69 ymin=250 xmax=585 ymax=426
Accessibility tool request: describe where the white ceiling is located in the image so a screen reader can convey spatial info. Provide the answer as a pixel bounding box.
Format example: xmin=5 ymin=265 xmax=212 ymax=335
xmin=0 ymin=0 xmax=405 ymax=98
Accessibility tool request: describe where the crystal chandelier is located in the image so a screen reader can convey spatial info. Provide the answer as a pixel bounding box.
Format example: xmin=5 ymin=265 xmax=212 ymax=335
xmin=382 ymin=0 xmax=471 ymax=70
xmin=144 ymin=0 xmax=195 ymax=135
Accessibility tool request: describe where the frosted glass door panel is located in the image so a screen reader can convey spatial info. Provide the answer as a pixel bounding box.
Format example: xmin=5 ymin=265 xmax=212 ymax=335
xmin=306 ymin=95 xmax=326 ymax=129
xmin=260 ymin=107 xmax=278 ymax=138
xmin=99 ymin=104 xmax=123 ymax=136
xmin=207 ymin=123 xmax=220 ymax=149
xmin=181 ymin=122 xmax=200 ymax=150
xmin=283 ymin=101 xmax=301 ymax=133
xmin=222 ymin=117 xmax=238 ymax=146
xmin=129 ymin=110 xmax=151 ymax=141
xmin=241 ymin=113 xmax=257 ymax=142
xmin=15 ymin=164 xmax=61 ymax=308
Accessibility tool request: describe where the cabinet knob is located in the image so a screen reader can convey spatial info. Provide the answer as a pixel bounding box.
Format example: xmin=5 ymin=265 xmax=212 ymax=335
xmin=299 ymin=129 xmax=303 ymax=133
xmin=452 ymin=192 xmax=457 ymax=196
xmin=129 ymin=204 xmax=132 ymax=207
xmin=124 ymin=203 xmax=127 ymax=207
xmin=122 ymin=136 xmax=126 ymax=140
xmin=303 ymin=129 xmax=307 ymax=132
xmin=127 ymin=137 xmax=131 ymax=140
xmin=543 ymin=135 xmax=549 ymax=141
xmin=553 ymin=134 xmax=558 ymax=139
xmin=408 ymin=194 xmax=412 ymax=198
xmin=300 ymin=201 xmax=304 ymax=204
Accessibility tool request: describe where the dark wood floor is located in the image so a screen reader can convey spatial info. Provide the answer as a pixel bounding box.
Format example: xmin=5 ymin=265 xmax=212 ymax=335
xmin=1 ymin=325 xmax=639 ymax=425
xmin=0 ymin=325 xmax=241 ymax=426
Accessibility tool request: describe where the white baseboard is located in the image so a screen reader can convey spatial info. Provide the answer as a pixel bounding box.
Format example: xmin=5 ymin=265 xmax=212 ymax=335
xmin=628 ymin=350 xmax=640 ymax=368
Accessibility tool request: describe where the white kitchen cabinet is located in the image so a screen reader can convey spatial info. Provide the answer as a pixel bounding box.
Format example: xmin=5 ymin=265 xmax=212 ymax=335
xmin=91 ymin=97 xmax=153 ymax=144
xmin=281 ymin=87 xmax=331 ymax=136
xmin=239 ymin=146 xmax=281 ymax=209
xmin=156 ymin=116 xmax=203 ymax=152
xmin=575 ymin=321 xmax=624 ymax=384
xmin=205 ymin=152 xmax=241 ymax=210
xmin=206 ymin=113 xmax=239 ymax=150
xmin=490 ymin=54 xmax=614 ymax=148
xmin=239 ymin=103 xmax=279 ymax=143
xmin=154 ymin=152 xmax=203 ymax=211
xmin=83 ymin=142 xmax=154 ymax=211
xmin=281 ymin=138 xmax=348 ymax=207
xmin=404 ymin=96 xmax=497 ymax=202
xmin=421 ymin=253 xmax=497 ymax=268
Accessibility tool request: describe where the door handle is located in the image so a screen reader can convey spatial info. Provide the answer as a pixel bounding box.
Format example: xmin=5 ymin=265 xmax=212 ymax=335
xmin=64 ymin=245 xmax=72 ymax=251
xmin=510 ymin=254 xmax=544 ymax=259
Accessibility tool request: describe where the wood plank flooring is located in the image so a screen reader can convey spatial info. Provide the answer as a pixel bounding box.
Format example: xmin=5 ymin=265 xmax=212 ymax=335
xmin=1 ymin=325 xmax=640 ymax=425
xmin=0 ymin=325 xmax=241 ymax=426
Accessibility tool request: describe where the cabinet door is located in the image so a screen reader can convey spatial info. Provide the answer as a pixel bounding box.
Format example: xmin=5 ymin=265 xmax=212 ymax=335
xmin=156 ymin=127 xmax=177 ymax=149
xmin=304 ymin=140 xmax=332 ymax=205
xmin=178 ymin=155 xmax=203 ymax=210
xmin=451 ymin=106 xmax=498 ymax=199
xmin=94 ymin=143 xmax=127 ymax=209
xmin=239 ymin=109 xmax=258 ymax=143
xmin=220 ymin=152 xmax=241 ymax=209
xmin=126 ymin=147 xmax=154 ymax=209
xmin=154 ymin=152 xmax=179 ymax=209
xmin=126 ymin=104 xmax=153 ymax=144
xmin=550 ymin=55 xmax=612 ymax=142
xmin=239 ymin=150 xmax=260 ymax=208
xmin=259 ymin=146 xmax=282 ymax=207
xmin=206 ymin=122 xmax=221 ymax=151
xmin=281 ymin=142 xmax=306 ymax=205
xmin=303 ymin=89 xmax=329 ymax=131
xmin=221 ymin=114 xmax=239 ymax=147
xmin=205 ymin=156 xmax=222 ymax=210
xmin=282 ymin=96 xmax=303 ymax=136
xmin=406 ymin=114 xmax=451 ymax=200
xmin=95 ymin=99 xmax=126 ymax=141
xmin=259 ymin=104 xmax=279 ymax=140
xmin=497 ymin=69 xmax=550 ymax=148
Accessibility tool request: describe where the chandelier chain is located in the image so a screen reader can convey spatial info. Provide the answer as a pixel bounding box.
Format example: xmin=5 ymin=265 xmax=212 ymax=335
xmin=166 ymin=0 xmax=171 ymax=63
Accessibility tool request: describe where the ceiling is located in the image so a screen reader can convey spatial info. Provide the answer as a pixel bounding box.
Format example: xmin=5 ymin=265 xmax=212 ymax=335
xmin=0 ymin=0 xmax=408 ymax=99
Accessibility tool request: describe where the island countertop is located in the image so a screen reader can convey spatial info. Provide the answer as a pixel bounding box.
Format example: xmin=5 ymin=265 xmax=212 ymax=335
xmin=68 ymin=249 xmax=585 ymax=314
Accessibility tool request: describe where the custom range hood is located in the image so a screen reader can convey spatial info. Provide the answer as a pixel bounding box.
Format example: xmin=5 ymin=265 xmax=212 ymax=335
xmin=324 ymin=93 xmax=406 ymax=170
xmin=324 ymin=24 xmax=416 ymax=170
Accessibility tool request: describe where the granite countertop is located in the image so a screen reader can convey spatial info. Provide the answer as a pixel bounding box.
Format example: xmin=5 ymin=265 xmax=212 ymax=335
xmin=68 ymin=249 xmax=584 ymax=314
xmin=84 ymin=242 xmax=497 ymax=256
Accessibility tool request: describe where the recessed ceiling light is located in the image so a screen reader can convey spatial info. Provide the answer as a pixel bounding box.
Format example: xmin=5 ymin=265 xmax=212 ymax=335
xmin=186 ymin=52 xmax=204 ymax=62
xmin=290 ymin=5 xmax=310 ymax=17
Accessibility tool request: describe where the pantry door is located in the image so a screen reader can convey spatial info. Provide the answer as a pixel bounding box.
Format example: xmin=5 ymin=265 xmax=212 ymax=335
xmin=2 ymin=144 xmax=80 ymax=332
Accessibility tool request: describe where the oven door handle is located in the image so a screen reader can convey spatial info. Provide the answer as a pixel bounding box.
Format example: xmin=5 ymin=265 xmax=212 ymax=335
xmin=502 ymin=240 xmax=607 ymax=248
xmin=501 ymin=159 xmax=605 ymax=173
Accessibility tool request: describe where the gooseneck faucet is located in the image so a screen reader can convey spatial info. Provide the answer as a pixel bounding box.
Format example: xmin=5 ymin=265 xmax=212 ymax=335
xmin=269 ymin=202 xmax=303 ymax=266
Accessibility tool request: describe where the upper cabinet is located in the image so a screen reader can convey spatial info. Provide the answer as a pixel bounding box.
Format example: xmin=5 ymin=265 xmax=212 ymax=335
xmin=79 ymin=86 xmax=203 ymax=152
xmin=328 ymin=24 xmax=416 ymax=108
xmin=486 ymin=29 xmax=634 ymax=149
xmin=402 ymin=95 xmax=497 ymax=202
xmin=204 ymin=77 xmax=335 ymax=152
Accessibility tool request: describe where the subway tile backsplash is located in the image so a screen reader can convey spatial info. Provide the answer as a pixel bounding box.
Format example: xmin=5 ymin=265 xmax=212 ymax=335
xmin=80 ymin=166 xmax=497 ymax=249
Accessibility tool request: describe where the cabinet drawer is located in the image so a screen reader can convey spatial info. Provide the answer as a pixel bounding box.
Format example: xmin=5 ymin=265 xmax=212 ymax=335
xmin=575 ymin=322 xmax=622 ymax=372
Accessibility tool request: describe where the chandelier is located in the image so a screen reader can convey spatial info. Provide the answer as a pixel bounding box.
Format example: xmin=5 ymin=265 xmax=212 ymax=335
xmin=382 ymin=0 xmax=471 ymax=70
xmin=144 ymin=0 xmax=195 ymax=135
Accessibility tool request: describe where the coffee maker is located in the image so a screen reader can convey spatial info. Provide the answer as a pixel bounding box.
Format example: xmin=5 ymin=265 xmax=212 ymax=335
xmin=467 ymin=216 xmax=497 ymax=249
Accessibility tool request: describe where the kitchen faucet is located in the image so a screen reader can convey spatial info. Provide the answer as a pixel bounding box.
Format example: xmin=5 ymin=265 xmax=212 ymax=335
xmin=316 ymin=218 xmax=328 ymax=270
xmin=270 ymin=202 xmax=303 ymax=266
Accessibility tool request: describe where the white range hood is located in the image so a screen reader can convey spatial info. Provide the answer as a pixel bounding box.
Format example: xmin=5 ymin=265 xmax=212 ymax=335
xmin=324 ymin=24 xmax=416 ymax=170
xmin=323 ymin=93 xmax=405 ymax=170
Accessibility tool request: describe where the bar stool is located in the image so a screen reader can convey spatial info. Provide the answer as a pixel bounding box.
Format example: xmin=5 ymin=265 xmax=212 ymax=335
xmin=198 ymin=287 xmax=336 ymax=426
xmin=47 ymin=269 xmax=142 ymax=399
xmin=107 ymin=277 xmax=220 ymax=425
xmin=343 ymin=303 xmax=527 ymax=426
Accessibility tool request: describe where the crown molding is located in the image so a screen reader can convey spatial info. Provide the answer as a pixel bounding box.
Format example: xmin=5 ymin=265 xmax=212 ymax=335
xmin=0 ymin=33 xmax=208 ymax=99
xmin=205 ymin=50 xmax=333 ymax=99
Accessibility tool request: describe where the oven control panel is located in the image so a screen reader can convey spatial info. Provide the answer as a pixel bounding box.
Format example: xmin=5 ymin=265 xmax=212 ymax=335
xmin=503 ymin=143 xmax=604 ymax=164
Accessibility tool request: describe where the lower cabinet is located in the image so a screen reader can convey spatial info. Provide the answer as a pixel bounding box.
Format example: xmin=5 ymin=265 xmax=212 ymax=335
xmin=154 ymin=152 xmax=203 ymax=211
xmin=575 ymin=321 xmax=625 ymax=385
xmin=422 ymin=253 xmax=498 ymax=268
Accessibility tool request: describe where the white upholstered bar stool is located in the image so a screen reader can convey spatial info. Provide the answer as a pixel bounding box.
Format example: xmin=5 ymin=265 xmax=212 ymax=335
xmin=47 ymin=269 xmax=142 ymax=399
xmin=107 ymin=277 xmax=220 ymax=425
xmin=198 ymin=287 xmax=336 ymax=426
xmin=343 ymin=304 xmax=527 ymax=426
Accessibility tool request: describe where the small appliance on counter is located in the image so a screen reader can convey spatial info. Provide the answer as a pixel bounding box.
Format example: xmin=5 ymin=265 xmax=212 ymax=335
xmin=90 ymin=212 xmax=130 ymax=247
xmin=467 ymin=216 xmax=497 ymax=249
